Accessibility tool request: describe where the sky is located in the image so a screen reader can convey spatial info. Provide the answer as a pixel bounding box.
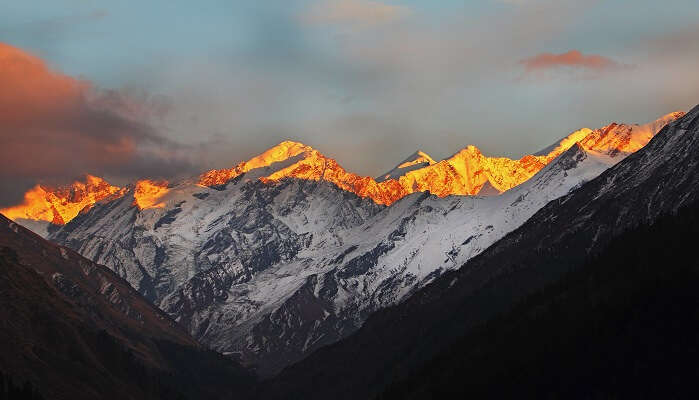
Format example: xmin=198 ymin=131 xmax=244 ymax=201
xmin=1 ymin=0 xmax=698 ymax=205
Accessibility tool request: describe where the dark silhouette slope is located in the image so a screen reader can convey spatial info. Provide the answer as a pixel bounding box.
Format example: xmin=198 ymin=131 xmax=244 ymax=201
xmin=0 ymin=214 xmax=254 ymax=400
xmin=379 ymin=202 xmax=699 ymax=399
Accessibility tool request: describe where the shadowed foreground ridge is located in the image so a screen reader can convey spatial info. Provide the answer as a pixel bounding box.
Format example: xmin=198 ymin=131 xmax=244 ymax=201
xmin=0 ymin=214 xmax=254 ymax=400
xmin=379 ymin=202 xmax=699 ymax=399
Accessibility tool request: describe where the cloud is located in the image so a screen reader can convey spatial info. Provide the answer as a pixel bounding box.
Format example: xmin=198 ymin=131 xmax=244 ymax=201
xmin=0 ymin=42 xmax=193 ymax=206
xmin=304 ymin=0 xmax=410 ymax=26
xmin=520 ymin=50 xmax=622 ymax=72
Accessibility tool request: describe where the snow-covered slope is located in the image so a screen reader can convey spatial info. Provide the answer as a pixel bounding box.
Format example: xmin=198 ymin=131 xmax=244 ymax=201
xmin=47 ymin=112 xmax=681 ymax=375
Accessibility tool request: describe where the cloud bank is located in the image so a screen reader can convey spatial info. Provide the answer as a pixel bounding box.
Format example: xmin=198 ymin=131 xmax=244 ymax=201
xmin=0 ymin=42 xmax=193 ymax=206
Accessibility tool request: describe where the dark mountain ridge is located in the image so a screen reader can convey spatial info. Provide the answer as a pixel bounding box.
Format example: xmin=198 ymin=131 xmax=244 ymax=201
xmin=0 ymin=214 xmax=254 ymax=400
xmin=379 ymin=201 xmax=699 ymax=399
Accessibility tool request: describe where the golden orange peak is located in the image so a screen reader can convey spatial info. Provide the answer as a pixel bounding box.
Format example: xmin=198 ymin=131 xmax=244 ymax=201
xmin=133 ymin=180 xmax=170 ymax=210
xmin=543 ymin=128 xmax=593 ymax=161
xmin=396 ymin=151 xmax=436 ymax=169
xmin=577 ymin=111 xmax=685 ymax=155
xmin=252 ymin=140 xmax=313 ymax=162
xmin=659 ymin=111 xmax=686 ymax=122
xmin=450 ymin=144 xmax=482 ymax=158
xmin=378 ymin=150 xmax=437 ymax=182
xmin=0 ymin=186 xmax=55 ymax=223
xmin=198 ymin=141 xmax=317 ymax=186
xmin=260 ymin=152 xmax=409 ymax=206
xmin=393 ymin=143 xmax=545 ymax=197
xmin=0 ymin=176 xmax=121 ymax=224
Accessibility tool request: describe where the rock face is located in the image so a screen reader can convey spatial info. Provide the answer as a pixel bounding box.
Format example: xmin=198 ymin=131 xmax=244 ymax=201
xmin=2 ymin=111 xmax=672 ymax=375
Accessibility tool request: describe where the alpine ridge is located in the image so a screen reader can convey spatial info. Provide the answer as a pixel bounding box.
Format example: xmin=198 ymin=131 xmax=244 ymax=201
xmin=2 ymin=110 xmax=683 ymax=228
xmin=33 ymin=110 xmax=685 ymax=375
xmin=195 ymin=110 xmax=678 ymax=206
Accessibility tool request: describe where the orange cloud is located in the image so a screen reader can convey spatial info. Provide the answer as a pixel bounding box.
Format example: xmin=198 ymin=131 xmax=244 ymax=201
xmin=0 ymin=43 xmax=88 ymax=121
xmin=0 ymin=42 xmax=191 ymax=207
xmin=521 ymin=50 xmax=621 ymax=72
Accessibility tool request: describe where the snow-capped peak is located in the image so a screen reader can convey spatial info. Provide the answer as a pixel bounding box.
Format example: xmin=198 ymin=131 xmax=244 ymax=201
xmin=198 ymin=141 xmax=317 ymax=186
xmin=534 ymin=128 xmax=594 ymax=158
xmin=0 ymin=174 xmax=122 ymax=225
xmin=377 ymin=150 xmax=436 ymax=182
xmin=249 ymin=141 xmax=315 ymax=167
xmin=579 ymin=111 xmax=686 ymax=157
xmin=401 ymin=150 xmax=436 ymax=166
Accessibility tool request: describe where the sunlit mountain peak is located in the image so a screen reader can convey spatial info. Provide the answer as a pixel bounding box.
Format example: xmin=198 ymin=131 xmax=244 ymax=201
xmin=377 ymin=150 xmax=436 ymax=182
xmin=0 ymin=175 xmax=121 ymax=224
xmin=198 ymin=141 xmax=316 ymax=186
xmin=396 ymin=150 xmax=436 ymax=169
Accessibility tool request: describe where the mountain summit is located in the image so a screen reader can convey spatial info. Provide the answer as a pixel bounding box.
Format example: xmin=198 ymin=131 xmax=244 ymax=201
xmin=377 ymin=150 xmax=436 ymax=182
xmin=198 ymin=140 xmax=315 ymax=186
xmin=0 ymin=175 xmax=122 ymax=235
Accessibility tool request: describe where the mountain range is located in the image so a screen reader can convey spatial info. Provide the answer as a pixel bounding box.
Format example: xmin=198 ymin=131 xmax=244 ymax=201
xmin=0 ymin=110 xmax=684 ymax=375
xmin=2 ymin=104 xmax=698 ymax=399
xmin=2 ymin=111 xmax=682 ymax=225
